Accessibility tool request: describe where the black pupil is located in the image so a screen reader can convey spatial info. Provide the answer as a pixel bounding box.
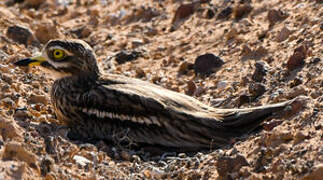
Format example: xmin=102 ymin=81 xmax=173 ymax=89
xmin=55 ymin=51 xmax=60 ymax=56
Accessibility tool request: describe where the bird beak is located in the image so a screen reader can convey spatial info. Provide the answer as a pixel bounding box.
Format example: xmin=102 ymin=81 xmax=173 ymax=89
xmin=14 ymin=55 xmax=46 ymax=67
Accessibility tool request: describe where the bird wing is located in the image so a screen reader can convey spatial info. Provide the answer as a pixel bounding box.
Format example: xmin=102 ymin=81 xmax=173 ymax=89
xmin=74 ymin=73 xmax=224 ymax=128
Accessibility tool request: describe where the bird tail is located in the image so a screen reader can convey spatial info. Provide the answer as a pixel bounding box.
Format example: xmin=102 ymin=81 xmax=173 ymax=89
xmin=216 ymin=97 xmax=302 ymax=135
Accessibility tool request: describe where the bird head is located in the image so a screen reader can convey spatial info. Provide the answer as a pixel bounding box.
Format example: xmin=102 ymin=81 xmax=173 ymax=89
xmin=14 ymin=39 xmax=100 ymax=79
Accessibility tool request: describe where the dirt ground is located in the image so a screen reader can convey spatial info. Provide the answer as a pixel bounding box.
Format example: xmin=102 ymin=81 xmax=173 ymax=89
xmin=0 ymin=0 xmax=322 ymax=179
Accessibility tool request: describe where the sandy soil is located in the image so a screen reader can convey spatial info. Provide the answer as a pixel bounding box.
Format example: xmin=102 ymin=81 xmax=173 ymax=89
xmin=0 ymin=0 xmax=322 ymax=179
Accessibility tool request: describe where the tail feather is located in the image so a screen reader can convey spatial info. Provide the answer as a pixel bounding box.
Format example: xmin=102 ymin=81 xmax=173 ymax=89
xmin=218 ymin=98 xmax=297 ymax=135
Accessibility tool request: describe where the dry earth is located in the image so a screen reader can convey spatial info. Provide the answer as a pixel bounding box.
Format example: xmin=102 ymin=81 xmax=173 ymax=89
xmin=0 ymin=0 xmax=322 ymax=179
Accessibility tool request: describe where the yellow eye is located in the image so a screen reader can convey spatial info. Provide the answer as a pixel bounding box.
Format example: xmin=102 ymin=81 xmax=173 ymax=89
xmin=53 ymin=49 xmax=65 ymax=59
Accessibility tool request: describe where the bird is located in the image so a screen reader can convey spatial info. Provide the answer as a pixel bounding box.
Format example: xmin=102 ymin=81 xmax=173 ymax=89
xmin=14 ymin=39 xmax=298 ymax=151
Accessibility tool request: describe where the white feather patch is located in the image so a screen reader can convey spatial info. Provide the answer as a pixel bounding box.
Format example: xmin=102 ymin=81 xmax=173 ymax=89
xmin=79 ymin=108 xmax=160 ymax=126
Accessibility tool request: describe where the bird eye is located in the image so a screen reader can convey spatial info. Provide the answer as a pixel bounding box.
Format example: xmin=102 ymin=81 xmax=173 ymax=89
xmin=52 ymin=49 xmax=65 ymax=60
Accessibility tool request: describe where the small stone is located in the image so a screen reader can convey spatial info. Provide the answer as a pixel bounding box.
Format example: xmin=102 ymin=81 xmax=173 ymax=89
xmin=0 ymin=117 xmax=23 ymax=141
xmin=293 ymin=131 xmax=307 ymax=145
xmin=286 ymin=85 xmax=307 ymax=99
xmin=3 ymin=142 xmax=38 ymax=169
xmin=120 ymin=151 xmax=132 ymax=161
xmin=144 ymin=27 xmax=158 ymax=36
xmin=70 ymin=26 xmax=91 ymax=38
xmin=40 ymin=156 xmax=55 ymax=176
xmin=28 ymin=94 xmax=48 ymax=105
xmin=73 ymin=155 xmax=92 ymax=167
xmin=289 ymin=77 xmax=303 ymax=88
xmin=178 ymin=153 xmax=186 ymax=158
xmin=35 ymin=23 xmax=60 ymax=44
xmin=1 ymin=97 xmax=15 ymax=108
xmin=14 ymin=109 xmax=29 ymax=120
xmin=276 ymin=26 xmax=292 ymax=42
xmin=263 ymin=120 xmax=283 ymax=131
xmin=178 ymin=61 xmax=189 ymax=74
xmin=254 ymin=46 xmax=268 ymax=57
xmin=25 ymin=0 xmax=45 ymax=8
xmin=237 ymin=95 xmax=250 ymax=107
xmin=217 ymin=81 xmax=227 ymax=90
xmin=115 ymin=50 xmax=142 ymax=64
xmin=205 ymin=8 xmax=216 ymax=19
xmin=252 ymin=61 xmax=268 ymax=82
xmin=248 ymin=82 xmax=266 ymax=97
xmin=143 ymin=170 xmax=151 ymax=178
xmin=267 ymin=9 xmax=288 ymax=27
xmin=287 ymin=44 xmax=307 ymax=71
xmin=233 ymin=3 xmax=252 ymax=20
xmin=216 ymin=154 xmax=249 ymax=178
xmin=194 ymin=53 xmax=224 ymax=75
xmin=195 ymin=86 xmax=205 ymax=97
xmin=135 ymin=68 xmax=145 ymax=78
xmin=301 ymin=164 xmax=323 ymax=180
xmin=225 ymin=28 xmax=238 ymax=40
xmin=131 ymin=39 xmax=144 ymax=48
xmin=1 ymin=73 xmax=13 ymax=84
xmin=310 ymin=91 xmax=321 ymax=99
xmin=170 ymin=2 xmax=200 ymax=31
xmin=6 ymin=25 xmax=37 ymax=46
xmin=308 ymin=57 xmax=320 ymax=65
xmin=217 ymin=6 xmax=232 ymax=20
xmin=240 ymin=44 xmax=252 ymax=56
xmin=185 ymin=80 xmax=196 ymax=96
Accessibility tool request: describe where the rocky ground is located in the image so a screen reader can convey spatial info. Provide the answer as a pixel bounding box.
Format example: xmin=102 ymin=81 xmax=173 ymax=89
xmin=0 ymin=0 xmax=322 ymax=179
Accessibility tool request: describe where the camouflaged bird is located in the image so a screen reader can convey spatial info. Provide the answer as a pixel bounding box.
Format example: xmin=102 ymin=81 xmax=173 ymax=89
xmin=14 ymin=39 xmax=298 ymax=151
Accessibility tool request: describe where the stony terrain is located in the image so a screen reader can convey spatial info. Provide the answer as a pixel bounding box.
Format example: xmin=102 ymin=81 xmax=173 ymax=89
xmin=0 ymin=0 xmax=322 ymax=179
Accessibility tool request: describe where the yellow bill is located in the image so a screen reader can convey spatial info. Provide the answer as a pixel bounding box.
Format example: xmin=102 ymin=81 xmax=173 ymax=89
xmin=14 ymin=55 xmax=46 ymax=67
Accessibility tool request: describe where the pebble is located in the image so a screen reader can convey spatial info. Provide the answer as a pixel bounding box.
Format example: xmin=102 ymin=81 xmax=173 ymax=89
xmin=178 ymin=61 xmax=191 ymax=74
xmin=248 ymin=82 xmax=266 ymax=97
xmin=293 ymin=131 xmax=307 ymax=145
xmin=170 ymin=2 xmax=200 ymax=31
xmin=13 ymin=109 xmax=29 ymax=121
xmin=289 ymin=77 xmax=303 ymax=88
xmin=194 ymin=53 xmax=224 ymax=75
xmin=216 ymin=154 xmax=249 ymax=178
xmin=233 ymin=3 xmax=252 ymax=20
xmin=263 ymin=120 xmax=283 ymax=131
xmin=135 ymin=68 xmax=146 ymax=78
xmin=217 ymin=6 xmax=232 ymax=19
xmin=25 ymin=0 xmax=46 ymax=8
xmin=237 ymin=94 xmax=250 ymax=107
xmin=252 ymin=61 xmax=267 ymax=82
xmin=6 ymin=25 xmax=36 ymax=46
xmin=301 ymin=164 xmax=323 ymax=180
xmin=115 ymin=50 xmax=142 ymax=64
xmin=205 ymin=8 xmax=216 ymax=19
xmin=70 ymin=26 xmax=91 ymax=38
xmin=267 ymin=9 xmax=288 ymax=27
xmin=276 ymin=26 xmax=292 ymax=42
xmin=217 ymin=81 xmax=227 ymax=90
xmin=3 ymin=142 xmax=38 ymax=169
xmin=185 ymin=80 xmax=196 ymax=96
xmin=287 ymin=44 xmax=307 ymax=71
xmin=28 ymin=94 xmax=48 ymax=105
xmin=120 ymin=151 xmax=132 ymax=161
xmin=35 ymin=23 xmax=60 ymax=44
xmin=40 ymin=155 xmax=55 ymax=176
xmin=73 ymin=155 xmax=92 ymax=167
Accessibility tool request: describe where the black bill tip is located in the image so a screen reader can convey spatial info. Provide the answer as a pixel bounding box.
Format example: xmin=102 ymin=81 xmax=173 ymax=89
xmin=13 ymin=58 xmax=37 ymax=66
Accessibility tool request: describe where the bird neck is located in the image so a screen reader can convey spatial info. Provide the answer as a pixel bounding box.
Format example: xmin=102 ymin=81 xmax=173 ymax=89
xmin=56 ymin=71 xmax=99 ymax=86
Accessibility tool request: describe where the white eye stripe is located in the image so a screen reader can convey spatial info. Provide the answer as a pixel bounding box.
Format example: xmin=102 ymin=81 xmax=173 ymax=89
xmin=80 ymin=108 xmax=160 ymax=126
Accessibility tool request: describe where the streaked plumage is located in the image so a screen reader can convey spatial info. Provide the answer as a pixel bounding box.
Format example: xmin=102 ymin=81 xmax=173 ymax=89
xmin=14 ymin=39 xmax=297 ymax=151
